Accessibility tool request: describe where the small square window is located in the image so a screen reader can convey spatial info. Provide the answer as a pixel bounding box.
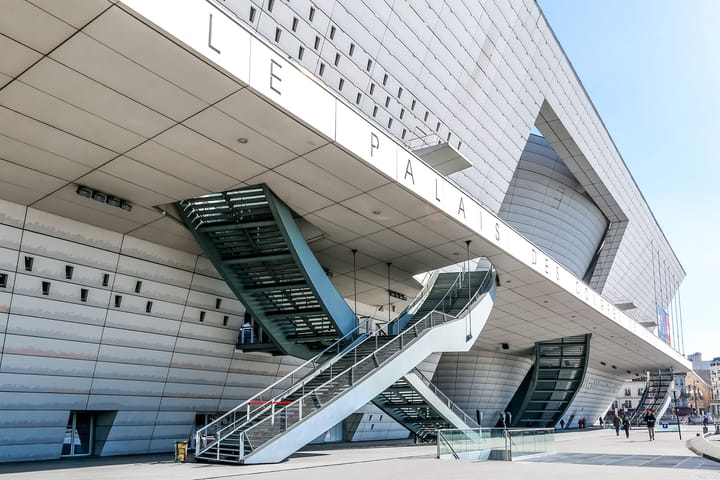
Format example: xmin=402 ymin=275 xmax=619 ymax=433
xmin=135 ymin=281 xmax=142 ymax=293
xmin=114 ymin=295 xmax=122 ymax=308
xmin=102 ymin=273 xmax=110 ymax=287
xmin=0 ymin=273 xmax=7 ymax=288
xmin=215 ymin=298 xmax=222 ymax=309
xmin=42 ymin=281 xmax=50 ymax=296
xmin=223 ymin=315 xmax=229 ymax=326
xmin=146 ymin=301 xmax=153 ymax=313
xmin=65 ymin=265 xmax=74 ymax=280
xmin=80 ymin=288 xmax=88 ymax=302
xmin=24 ymin=256 xmax=33 ymax=272
xmin=199 ymin=311 xmax=206 ymax=322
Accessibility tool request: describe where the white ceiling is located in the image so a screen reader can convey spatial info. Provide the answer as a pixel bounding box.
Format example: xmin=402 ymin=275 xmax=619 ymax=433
xmin=0 ymin=0 xmax=689 ymax=376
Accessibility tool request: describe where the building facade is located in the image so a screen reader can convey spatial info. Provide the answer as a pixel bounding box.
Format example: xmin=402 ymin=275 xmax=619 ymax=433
xmin=0 ymin=0 xmax=690 ymax=462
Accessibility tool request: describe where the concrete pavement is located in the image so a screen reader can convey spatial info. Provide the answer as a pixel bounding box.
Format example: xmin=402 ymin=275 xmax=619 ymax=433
xmin=0 ymin=426 xmax=717 ymax=480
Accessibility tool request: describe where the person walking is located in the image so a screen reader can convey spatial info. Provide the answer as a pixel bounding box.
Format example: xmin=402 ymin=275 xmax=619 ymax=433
xmin=622 ymin=414 xmax=631 ymax=438
xmin=643 ymin=410 xmax=656 ymax=441
xmin=599 ymin=416 xmax=604 ymax=428
xmin=612 ymin=414 xmax=621 ymax=436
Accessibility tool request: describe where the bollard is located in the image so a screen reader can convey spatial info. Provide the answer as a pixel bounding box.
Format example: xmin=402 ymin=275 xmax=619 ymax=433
xmin=715 ymin=424 xmax=719 ymax=435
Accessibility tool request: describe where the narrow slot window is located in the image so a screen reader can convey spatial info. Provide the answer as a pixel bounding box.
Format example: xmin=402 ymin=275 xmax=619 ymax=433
xmin=319 ymin=63 xmax=325 ymax=76
xmin=369 ymin=83 xmax=375 ymax=94
xmin=411 ymin=99 xmax=416 ymax=110
xmin=199 ymin=311 xmax=206 ymax=322
xmin=41 ymin=281 xmax=50 ymax=296
xmin=80 ymin=288 xmax=88 ymax=302
xmin=135 ymin=280 xmax=142 ymax=293
xmin=334 ymin=53 xmax=340 ymax=66
xmin=267 ymin=0 xmax=274 ymax=12
xmin=384 ymin=96 xmax=390 ymax=107
xmin=309 ymin=6 xmax=315 ymax=21
xmin=400 ymin=108 xmax=405 ymax=119
xmin=291 ymin=17 xmax=298 ymax=32
xmin=366 ymin=59 xmax=372 ymax=71
xmin=146 ymin=301 xmax=153 ymax=313
xmin=424 ymin=111 xmax=429 ymax=121
xmin=329 ymin=25 xmax=336 ymax=39
xmin=102 ymin=273 xmax=110 ymax=287
xmin=401 ymin=128 xmax=407 ymax=139
xmin=298 ymin=45 xmax=304 ymax=60
xmin=274 ymin=27 xmax=281 ymax=42
xmin=338 ymin=78 xmax=344 ymax=90
xmin=382 ymin=73 xmax=388 ymax=86
xmin=215 ymin=298 xmax=222 ymax=309
xmin=314 ymin=36 xmax=320 ymax=50
xmin=397 ymin=87 xmax=403 ymax=98
xmin=223 ymin=315 xmax=229 ymax=326
xmin=355 ymin=92 xmax=362 ymax=104
xmin=349 ymin=43 xmax=355 ymax=56
xmin=65 ymin=265 xmax=74 ymax=280
xmin=372 ymin=106 xmax=378 ymax=117
xmin=387 ymin=118 xmax=393 ymax=128
xmin=0 ymin=273 xmax=7 ymax=288
xmin=24 ymin=256 xmax=33 ymax=272
xmin=249 ymin=6 xmax=256 ymax=22
xmin=435 ymin=121 xmax=441 ymax=132
xmin=114 ymin=295 xmax=122 ymax=308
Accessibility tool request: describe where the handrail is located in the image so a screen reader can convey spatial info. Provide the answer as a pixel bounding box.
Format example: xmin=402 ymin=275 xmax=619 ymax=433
xmin=195 ymin=314 xmax=375 ymax=450
xmin=409 ymin=368 xmax=479 ymax=428
xmin=436 ymin=430 xmax=460 ymax=459
xmin=199 ymin=266 xmax=496 ymax=460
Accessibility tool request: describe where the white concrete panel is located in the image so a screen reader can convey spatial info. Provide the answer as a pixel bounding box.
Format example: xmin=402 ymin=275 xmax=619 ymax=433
xmin=116 ymin=256 xmax=193 ymax=289
xmin=24 ymin=208 xmax=123 ymax=253
xmin=10 ymin=295 xmax=107 ymax=326
xmin=0 ymin=354 xmax=95 ymax=377
xmin=121 ymin=236 xmax=197 ymax=272
xmin=97 ymin=344 xmax=173 ymax=367
xmin=2 ymin=333 xmax=100 ymax=361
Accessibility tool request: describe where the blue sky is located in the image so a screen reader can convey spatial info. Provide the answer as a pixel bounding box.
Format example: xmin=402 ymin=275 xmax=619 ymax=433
xmin=538 ymin=0 xmax=720 ymax=360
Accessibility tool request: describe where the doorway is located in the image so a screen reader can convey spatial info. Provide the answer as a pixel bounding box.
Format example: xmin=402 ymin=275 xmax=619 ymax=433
xmin=61 ymin=412 xmax=94 ymax=457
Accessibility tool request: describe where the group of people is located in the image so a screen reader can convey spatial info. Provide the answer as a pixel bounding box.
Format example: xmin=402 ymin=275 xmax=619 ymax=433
xmin=611 ymin=411 xmax=656 ymax=440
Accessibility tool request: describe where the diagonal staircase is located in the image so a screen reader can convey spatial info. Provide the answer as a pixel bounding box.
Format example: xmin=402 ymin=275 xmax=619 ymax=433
xmin=630 ymin=368 xmax=674 ymax=424
xmin=177 ymin=186 xmax=356 ymax=358
xmin=373 ymin=369 xmax=478 ymax=442
xmin=194 ymin=268 xmax=496 ymax=464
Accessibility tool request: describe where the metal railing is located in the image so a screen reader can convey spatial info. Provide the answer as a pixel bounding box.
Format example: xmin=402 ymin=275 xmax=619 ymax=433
xmin=437 ymin=428 xmax=555 ymax=461
xmin=409 ymin=369 xmax=479 ymax=429
xmin=197 ymin=267 xmax=495 ymax=462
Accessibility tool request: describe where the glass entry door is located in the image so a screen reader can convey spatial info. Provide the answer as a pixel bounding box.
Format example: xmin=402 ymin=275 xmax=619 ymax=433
xmin=61 ymin=412 xmax=94 ymax=457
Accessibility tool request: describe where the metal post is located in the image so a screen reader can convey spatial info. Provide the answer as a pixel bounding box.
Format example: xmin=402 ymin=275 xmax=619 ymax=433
xmin=386 ymin=262 xmax=392 ymax=325
xmin=673 ymin=390 xmax=682 ymax=440
xmin=352 ymin=249 xmax=358 ymax=317
xmin=466 ymin=240 xmax=472 ymax=341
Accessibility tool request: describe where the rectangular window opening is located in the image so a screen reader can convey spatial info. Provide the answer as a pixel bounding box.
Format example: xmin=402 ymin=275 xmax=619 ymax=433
xmin=329 ymin=25 xmax=336 ymax=39
xmin=338 ymin=78 xmax=344 ymax=90
xmin=249 ymin=6 xmax=256 ymax=22
xmin=267 ymin=0 xmax=274 ymax=12
xmin=382 ymin=73 xmax=388 ymax=86
xmin=349 ymin=43 xmax=355 ymax=56
xmin=314 ymin=36 xmax=320 ymax=50
xmin=42 ymin=281 xmax=50 ymax=296
xmin=223 ymin=315 xmax=229 ymax=326
xmin=135 ymin=281 xmax=142 ymax=293
xmin=355 ymin=92 xmax=362 ymax=104
xmin=401 ymin=128 xmax=407 ymax=139
xmin=400 ymin=108 xmax=405 ymax=119
xmin=387 ymin=118 xmax=393 ymax=128
xmin=366 ymin=59 xmax=372 ymax=71
xmin=24 ymin=256 xmax=33 ymax=272
xmin=369 ymin=83 xmax=375 ymax=94
xmin=80 ymin=288 xmax=88 ymax=302
xmin=297 ymin=45 xmax=304 ymax=60
xmin=114 ymin=295 xmax=122 ymax=308
xmin=424 ymin=111 xmax=429 ymax=121
xmin=334 ymin=53 xmax=340 ymax=66
xmin=309 ymin=6 xmax=315 ymax=21
xmin=200 ymin=311 xmax=206 ymax=322
xmin=411 ymin=99 xmax=416 ymax=110
xmin=274 ymin=27 xmax=282 ymax=42
xmin=397 ymin=87 xmax=403 ymax=98
xmin=384 ymin=96 xmax=390 ymax=107
xmin=0 ymin=273 xmax=7 ymax=288
xmin=215 ymin=298 xmax=222 ymax=309
xmin=102 ymin=273 xmax=110 ymax=287
xmin=65 ymin=265 xmax=74 ymax=280
xmin=291 ymin=17 xmax=298 ymax=32
xmin=435 ymin=121 xmax=441 ymax=132
xmin=372 ymin=106 xmax=378 ymax=117
xmin=146 ymin=301 xmax=153 ymax=313
xmin=319 ymin=63 xmax=325 ymax=76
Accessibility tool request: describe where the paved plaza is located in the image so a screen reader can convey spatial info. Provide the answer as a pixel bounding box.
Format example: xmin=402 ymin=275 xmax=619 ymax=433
xmin=0 ymin=426 xmax=718 ymax=480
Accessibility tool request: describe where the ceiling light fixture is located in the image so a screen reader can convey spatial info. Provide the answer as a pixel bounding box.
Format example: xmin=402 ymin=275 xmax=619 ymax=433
xmin=237 ymin=137 xmax=248 ymax=144
xmin=76 ymin=185 xmax=133 ymax=213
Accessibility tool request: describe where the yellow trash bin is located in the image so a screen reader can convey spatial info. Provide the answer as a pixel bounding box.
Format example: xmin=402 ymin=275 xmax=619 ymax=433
xmin=174 ymin=440 xmax=188 ymax=462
